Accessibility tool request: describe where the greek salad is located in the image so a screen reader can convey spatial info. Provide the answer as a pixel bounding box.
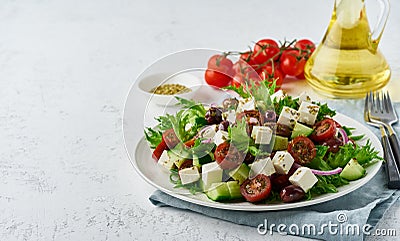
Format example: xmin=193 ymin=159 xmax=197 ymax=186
xmin=144 ymin=81 xmax=382 ymax=204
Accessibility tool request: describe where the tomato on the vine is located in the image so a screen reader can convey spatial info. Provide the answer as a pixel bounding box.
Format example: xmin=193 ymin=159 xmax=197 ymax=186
xmin=205 ymin=69 xmax=232 ymax=88
xmin=258 ymin=65 xmax=284 ymax=87
xmin=253 ymin=39 xmax=280 ymax=64
xmin=295 ymin=39 xmax=316 ymax=55
xmin=280 ymin=50 xmax=306 ymax=76
xmin=240 ymin=52 xmax=257 ymax=65
xmin=240 ymin=174 xmax=272 ymax=202
xmin=295 ymin=72 xmax=306 ymax=80
xmin=208 ymin=54 xmax=234 ymax=75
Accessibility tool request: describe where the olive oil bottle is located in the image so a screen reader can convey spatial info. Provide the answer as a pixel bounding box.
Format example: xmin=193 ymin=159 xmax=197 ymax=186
xmin=305 ymin=0 xmax=390 ymax=98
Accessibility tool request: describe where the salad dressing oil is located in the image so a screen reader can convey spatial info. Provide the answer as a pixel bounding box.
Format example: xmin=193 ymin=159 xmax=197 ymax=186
xmin=304 ymin=0 xmax=390 ymax=98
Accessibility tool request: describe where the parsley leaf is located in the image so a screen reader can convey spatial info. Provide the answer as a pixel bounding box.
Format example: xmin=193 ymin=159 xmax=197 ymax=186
xmin=326 ymin=140 xmax=383 ymax=168
xmin=228 ymin=119 xmax=251 ymax=152
xmin=342 ymin=126 xmax=365 ymax=141
xmin=144 ymin=128 xmax=162 ymax=149
xmin=314 ymin=102 xmax=336 ymax=121
xmin=308 ymin=174 xmax=349 ymax=195
xmin=175 ymin=97 xmax=206 ymax=116
xmin=224 ymin=85 xmax=251 ymax=99
xmin=274 ymin=95 xmax=299 ymax=116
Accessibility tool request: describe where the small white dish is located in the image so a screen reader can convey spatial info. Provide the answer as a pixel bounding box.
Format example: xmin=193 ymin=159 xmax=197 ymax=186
xmin=133 ymin=49 xmax=229 ymax=107
xmin=137 ymin=71 xmax=203 ymax=106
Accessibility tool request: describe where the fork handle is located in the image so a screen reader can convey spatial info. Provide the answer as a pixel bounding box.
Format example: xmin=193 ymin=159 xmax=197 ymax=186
xmin=382 ymin=134 xmax=400 ymax=189
xmin=388 ymin=133 xmax=400 ymax=168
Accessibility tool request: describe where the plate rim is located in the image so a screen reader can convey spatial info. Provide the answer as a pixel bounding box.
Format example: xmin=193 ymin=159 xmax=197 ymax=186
xmin=128 ymin=113 xmax=383 ymax=211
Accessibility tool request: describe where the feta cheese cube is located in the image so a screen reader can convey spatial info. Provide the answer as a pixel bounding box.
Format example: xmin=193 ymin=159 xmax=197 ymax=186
xmin=236 ymin=98 xmax=255 ymax=113
xmin=270 ymin=89 xmax=286 ymax=101
xmin=251 ymin=126 xmax=273 ymax=144
xmin=185 ymin=123 xmax=193 ymax=132
xmin=277 ymin=106 xmax=300 ymax=129
xmin=201 ymin=162 xmax=223 ymax=191
xmin=223 ymin=110 xmax=236 ymax=123
xmin=157 ymin=150 xmax=175 ymax=171
xmin=213 ymin=130 xmax=229 ymax=146
xmin=272 ymin=151 xmax=294 ymax=174
xmin=298 ymin=91 xmax=312 ymax=105
xmin=298 ymin=101 xmax=320 ymax=126
xmin=201 ymin=125 xmax=217 ymax=139
xmin=249 ymin=157 xmax=276 ymax=178
xmin=289 ymin=167 xmax=318 ymax=192
xmin=179 ymin=166 xmax=201 ymax=185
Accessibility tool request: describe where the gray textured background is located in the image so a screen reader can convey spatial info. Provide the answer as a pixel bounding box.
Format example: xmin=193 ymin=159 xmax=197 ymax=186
xmin=1 ymin=0 xmax=399 ymax=240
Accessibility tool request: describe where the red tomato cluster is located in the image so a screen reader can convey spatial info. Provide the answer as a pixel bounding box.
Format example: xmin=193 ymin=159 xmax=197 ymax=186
xmin=204 ymin=38 xmax=315 ymax=89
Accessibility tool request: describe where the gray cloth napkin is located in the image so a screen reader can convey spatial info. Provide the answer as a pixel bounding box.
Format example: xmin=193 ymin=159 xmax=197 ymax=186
xmin=149 ymin=99 xmax=400 ymax=241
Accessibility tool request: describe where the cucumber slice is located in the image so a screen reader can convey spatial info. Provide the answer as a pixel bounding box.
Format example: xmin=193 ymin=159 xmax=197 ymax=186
xmin=206 ymin=182 xmax=231 ymax=201
xmin=273 ymin=135 xmax=288 ymax=151
xmin=340 ymin=158 xmax=366 ymax=181
xmin=169 ymin=145 xmax=190 ymax=168
xmin=193 ymin=153 xmax=214 ymax=167
xmin=226 ymin=181 xmax=242 ymax=199
xmin=291 ymin=122 xmax=313 ymax=139
xmin=229 ymin=163 xmax=250 ymax=185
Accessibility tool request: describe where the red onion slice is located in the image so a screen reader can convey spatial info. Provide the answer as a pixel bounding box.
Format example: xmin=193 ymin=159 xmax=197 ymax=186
xmin=311 ymin=167 xmax=343 ymax=176
xmin=201 ymin=138 xmax=213 ymax=144
xmin=338 ymin=128 xmax=349 ymax=144
xmin=292 ymin=163 xmax=342 ymax=176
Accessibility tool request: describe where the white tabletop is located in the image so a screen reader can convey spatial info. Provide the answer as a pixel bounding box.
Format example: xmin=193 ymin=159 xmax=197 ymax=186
xmin=1 ymin=0 xmax=399 ymax=240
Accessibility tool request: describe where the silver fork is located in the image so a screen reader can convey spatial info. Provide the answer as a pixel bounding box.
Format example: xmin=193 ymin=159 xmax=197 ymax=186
xmin=365 ymin=92 xmax=400 ymax=189
xmin=369 ymin=91 xmax=400 ymax=168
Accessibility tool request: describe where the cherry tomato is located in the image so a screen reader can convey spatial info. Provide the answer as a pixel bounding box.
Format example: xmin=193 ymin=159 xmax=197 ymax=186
xmin=240 ymin=51 xmax=258 ymax=67
xmin=276 ymin=63 xmax=287 ymax=79
xmin=207 ymin=55 xmax=234 ymax=77
xmin=310 ymin=118 xmax=337 ymax=142
xmin=231 ymin=66 xmax=260 ymax=88
xmin=253 ymin=39 xmax=280 ymax=64
xmin=231 ymin=74 xmax=244 ymax=88
xmin=295 ymin=39 xmax=316 ymax=57
xmin=162 ymin=129 xmax=180 ymax=149
xmin=280 ymin=50 xmax=306 ymax=77
xmin=152 ymin=138 xmax=168 ymax=161
xmin=240 ymin=174 xmax=272 ymax=202
xmin=205 ymin=69 xmax=232 ymax=88
xmin=184 ymin=138 xmax=196 ymax=148
xmin=214 ymin=142 xmax=242 ymax=170
xmin=295 ymin=72 xmax=305 ymax=80
xmin=288 ymin=136 xmax=316 ymax=165
xmin=259 ymin=65 xmax=284 ymax=87
xmin=178 ymin=159 xmax=193 ymax=170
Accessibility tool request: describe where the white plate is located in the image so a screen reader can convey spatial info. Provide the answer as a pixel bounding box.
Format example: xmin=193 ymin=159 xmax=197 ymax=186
xmin=128 ymin=113 xmax=383 ymax=211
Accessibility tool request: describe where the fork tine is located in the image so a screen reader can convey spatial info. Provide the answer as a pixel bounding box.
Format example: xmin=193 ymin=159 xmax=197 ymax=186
xmin=372 ymin=91 xmax=378 ymax=113
xmin=385 ymin=91 xmax=398 ymax=118
xmin=383 ymin=91 xmax=389 ymax=113
xmin=364 ymin=92 xmax=370 ymax=121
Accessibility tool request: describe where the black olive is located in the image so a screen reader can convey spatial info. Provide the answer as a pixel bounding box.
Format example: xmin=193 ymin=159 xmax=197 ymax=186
xmin=280 ymin=185 xmax=306 ymax=203
xmin=205 ymin=107 xmax=223 ymax=124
